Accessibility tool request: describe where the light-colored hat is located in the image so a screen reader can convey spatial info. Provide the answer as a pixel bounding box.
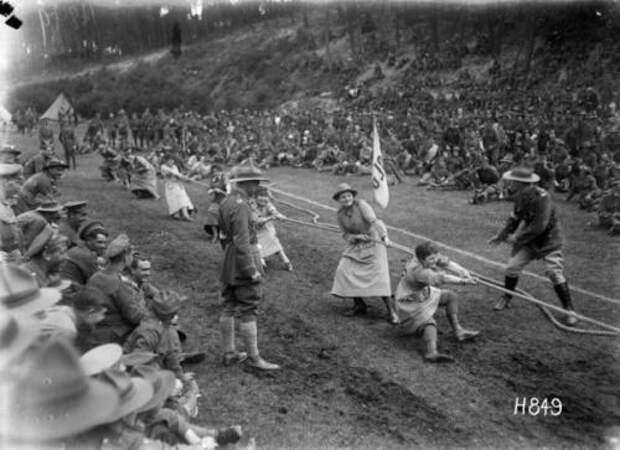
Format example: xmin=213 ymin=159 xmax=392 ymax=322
xmin=332 ymin=183 xmax=358 ymax=201
xmin=0 ymin=263 xmax=62 ymax=316
xmin=499 ymin=153 xmax=514 ymax=164
xmin=228 ymin=164 xmax=269 ymax=183
xmin=502 ymin=167 xmax=540 ymax=183
xmin=0 ymin=338 xmax=121 ymax=440
xmin=131 ymin=365 xmax=176 ymax=413
xmin=99 ymin=369 xmax=154 ymax=422
xmin=0 ymin=145 xmax=21 ymax=155
xmin=104 ymin=233 xmax=131 ymax=259
xmin=43 ymin=158 xmax=69 ymax=170
xmin=36 ymin=201 xmax=63 ymax=214
xmin=0 ymin=313 xmax=40 ymax=369
xmin=17 ymin=211 xmax=55 ymax=259
xmin=0 ymin=163 xmax=22 ymax=177
xmin=80 ymin=343 xmax=123 ymax=376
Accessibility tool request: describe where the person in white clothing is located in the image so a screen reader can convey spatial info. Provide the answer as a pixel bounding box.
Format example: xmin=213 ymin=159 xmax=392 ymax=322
xmin=160 ymin=155 xmax=195 ymax=222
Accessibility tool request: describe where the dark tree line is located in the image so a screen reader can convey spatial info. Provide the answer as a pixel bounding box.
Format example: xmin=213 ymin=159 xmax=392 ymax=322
xmin=12 ymin=0 xmax=619 ymax=89
xmin=15 ymin=0 xmax=299 ymax=69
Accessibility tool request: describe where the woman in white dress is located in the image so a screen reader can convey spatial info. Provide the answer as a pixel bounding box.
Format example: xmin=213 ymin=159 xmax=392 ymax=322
xmin=160 ymin=155 xmax=195 ymax=221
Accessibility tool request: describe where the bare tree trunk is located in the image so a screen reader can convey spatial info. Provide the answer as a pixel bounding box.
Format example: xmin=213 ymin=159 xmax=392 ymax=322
xmin=302 ymin=2 xmax=309 ymax=28
xmin=324 ymin=7 xmax=332 ymax=72
xmin=393 ymin=3 xmax=401 ymax=48
xmin=345 ymin=2 xmax=359 ymax=62
xmin=430 ymin=4 xmax=439 ymax=52
xmin=522 ymin=17 xmax=537 ymax=79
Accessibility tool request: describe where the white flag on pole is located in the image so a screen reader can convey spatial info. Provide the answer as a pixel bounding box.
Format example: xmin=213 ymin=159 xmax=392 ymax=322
xmin=371 ymin=119 xmax=389 ymax=209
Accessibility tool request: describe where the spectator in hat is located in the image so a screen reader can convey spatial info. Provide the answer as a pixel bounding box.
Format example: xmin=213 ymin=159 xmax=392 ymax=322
xmin=124 ymin=290 xmax=187 ymax=379
xmin=597 ymin=180 xmax=620 ymax=235
xmin=0 ymin=164 xmax=24 ymax=262
xmin=0 ymin=312 xmax=41 ymax=372
xmin=22 ymin=145 xmax=53 ymax=178
xmin=16 ymin=209 xmax=55 ymax=259
xmin=218 ymin=163 xmax=280 ymax=370
xmin=567 ymin=165 xmax=600 ymax=210
xmin=0 ymin=338 xmax=122 ymax=446
xmin=35 ymin=200 xmax=63 ymax=226
xmin=60 ymin=220 xmax=108 ymax=286
xmin=58 ymin=200 xmax=89 ymax=248
xmin=0 ymin=145 xmax=22 ymax=164
xmin=133 ymin=365 xmax=244 ymax=448
xmin=394 ymin=241 xmax=479 ymax=363
xmin=489 ymin=167 xmax=578 ymax=326
xmin=124 ymin=289 xmax=201 ymax=419
xmin=72 ymin=286 xmax=109 ymax=352
xmin=0 ymin=263 xmax=64 ymax=322
xmin=330 ymin=182 xmax=399 ymax=324
xmin=19 ymin=226 xmax=68 ymax=288
xmin=87 ymin=234 xmax=146 ymax=346
xmin=13 ymin=159 xmax=68 ymax=215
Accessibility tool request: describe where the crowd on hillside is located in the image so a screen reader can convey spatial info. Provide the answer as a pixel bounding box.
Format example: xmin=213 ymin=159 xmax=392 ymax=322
xmin=72 ymin=79 xmax=620 ymax=235
xmin=0 ymin=143 xmax=253 ymax=447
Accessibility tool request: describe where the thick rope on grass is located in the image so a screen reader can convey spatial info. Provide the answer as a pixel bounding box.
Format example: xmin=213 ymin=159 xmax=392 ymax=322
xmin=269 ymin=186 xmax=620 ymax=306
xmin=272 ymin=194 xmax=620 ymax=337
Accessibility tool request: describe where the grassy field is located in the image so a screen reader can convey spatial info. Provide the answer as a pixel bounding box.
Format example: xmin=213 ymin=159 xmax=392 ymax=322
xmin=4 ymin=127 xmax=620 ymax=448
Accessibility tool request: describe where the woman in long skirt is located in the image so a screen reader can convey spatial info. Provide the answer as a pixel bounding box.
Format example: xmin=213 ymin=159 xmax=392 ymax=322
xmin=160 ymin=155 xmax=195 ymax=221
xmin=330 ymin=183 xmax=398 ymax=323
xmin=130 ymin=155 xmax=159 ymax=199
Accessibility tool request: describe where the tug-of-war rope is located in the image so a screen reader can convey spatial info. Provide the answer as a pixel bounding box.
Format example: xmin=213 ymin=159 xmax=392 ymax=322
xmin=264 ymin=186 xmax=620 ymax=338
xmin=177 ymin=175 xmax=620 ymax=336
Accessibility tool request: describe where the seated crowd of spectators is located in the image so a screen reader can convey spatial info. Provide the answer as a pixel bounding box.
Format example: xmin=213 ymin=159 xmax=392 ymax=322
xmin=0 ymin=150 xmax=251 ymax=448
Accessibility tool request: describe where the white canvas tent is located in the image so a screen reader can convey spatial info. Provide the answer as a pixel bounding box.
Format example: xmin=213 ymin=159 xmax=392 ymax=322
xmin=0 ymin=105 xmax=11 ymax=123
xmin=41 ymin=93 xmax=74 ymax=121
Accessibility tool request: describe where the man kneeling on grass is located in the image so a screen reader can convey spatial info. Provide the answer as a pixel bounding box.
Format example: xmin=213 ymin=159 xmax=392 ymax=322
xmin=395 ymin=241 xmax=480 ymax=363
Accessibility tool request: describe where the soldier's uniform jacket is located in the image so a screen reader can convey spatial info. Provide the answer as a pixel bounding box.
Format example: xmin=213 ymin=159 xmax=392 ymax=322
xmin=218 ymin=188 xmax=262 ymax=286
xmin=498 ymin=185 xmax=562 ymax=257
xmin=63 ymin=421 xmax=201 ymax=450
xmin=123 ymin=317 xmax=183 ymax=377
xmin=60 ymin=244 xmax=99 ymax=286
xmin=87 ymin=271 xmax=147 ymax=345
xmin=57 ymin=218 xmax=81 ymax=248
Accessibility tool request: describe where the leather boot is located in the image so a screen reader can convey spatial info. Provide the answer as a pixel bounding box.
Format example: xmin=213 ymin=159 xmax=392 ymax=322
xmin=553 ymin=282 xmax=578 ymax=326
xmin=220 ymin=316 xmax=247 ymax=365
xmin=239 ymin=321 xmax=280 ymax=371
xmin=494 ymin=276 xmax=519 ymax=310
xmin=343 ymin=297 xmax=367 ymax=317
